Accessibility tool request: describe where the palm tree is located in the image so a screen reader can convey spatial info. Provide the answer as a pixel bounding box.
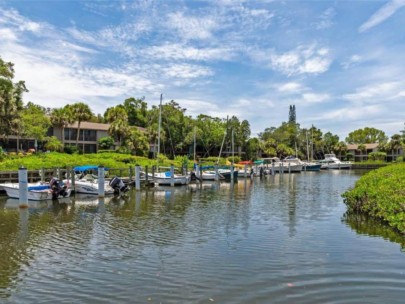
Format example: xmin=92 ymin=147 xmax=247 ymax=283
xmin=333 ymin=141 xmax=347 ymax=160
xmin=69 ymin=102 xmax=93 ymax=148
xmin=50 ymin=107 xmax=74 ymax=146
xmin=105 ymin=106 xmax=129 ymax=148
xmin=388 ymin=134 xmax=402 ymax=161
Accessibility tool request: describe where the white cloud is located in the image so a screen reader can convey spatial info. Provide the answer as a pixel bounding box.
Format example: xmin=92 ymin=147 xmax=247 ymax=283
xmin=341 ymin=54 xmax=362 ymax=69
xmin=343 ymin=81 xmax=403 ymax=103
xmin=166 ymin=12 xmax=219 ymax=40
xmin=301 ymin=93 xmax=330 ymax=104
xmin=359 ymin=0 xmax=405 ymax=32
xmin=314 ymin=7 xmax=336 ymax=30
xmin=142 ymin=44 xmax=235 ymax=62
xmin=269 ymin=45 xmax=332 ymax=76
xmin=162 ymin=63 xmax=214 ymax=79
xmin=277 ymin=82 xmax=304 ymax=93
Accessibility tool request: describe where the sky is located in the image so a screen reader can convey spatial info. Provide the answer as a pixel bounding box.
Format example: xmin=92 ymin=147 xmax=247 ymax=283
xmin=0 ymin=0 xmax=404 ymax=140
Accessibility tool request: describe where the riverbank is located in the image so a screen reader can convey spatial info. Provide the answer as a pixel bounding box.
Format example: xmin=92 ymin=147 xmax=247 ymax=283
xmin=342 ymin=163 xmax=405 ymax=234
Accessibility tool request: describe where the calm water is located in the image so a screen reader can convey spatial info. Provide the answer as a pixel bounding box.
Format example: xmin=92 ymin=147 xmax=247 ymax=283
xmin=0 ymin=171 xmax=404 ymax=303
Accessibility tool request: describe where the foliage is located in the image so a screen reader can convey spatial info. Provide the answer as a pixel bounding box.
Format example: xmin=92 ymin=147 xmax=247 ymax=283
xmin=124 ymin=127 xmax=149 ymax=156
xmin=68 ymin=102 xmax=93 ymax=146
xmin=98 ymin=136 xmax=115 ymax=150
xmin=345 ymin=127 xmax=388 ymax=144
xmin=21 ymin=102 xmax=51 ymax=141
xmin=0 ymin=152 xmax=185 ymax=171
xmin=0 ymin=57 xmax=27 ymax=139
xmin=44 ymin=136 xmax=63 ymax=152
xmin=64 ymin=145 xmax=80 ymax=154
xmin=342 ymin=163 xmax=405 ymax=233
xmin=368 ymin=151 xmax=386 ymax=161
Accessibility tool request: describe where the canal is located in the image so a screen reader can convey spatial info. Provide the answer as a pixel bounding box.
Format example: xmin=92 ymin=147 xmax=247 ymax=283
xmin=0 ymin=170 xmax=404 ymax=303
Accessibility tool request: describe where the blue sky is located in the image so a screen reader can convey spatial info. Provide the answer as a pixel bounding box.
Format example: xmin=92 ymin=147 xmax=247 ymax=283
xmin=1 ymin=0 xmax=404 ymax=140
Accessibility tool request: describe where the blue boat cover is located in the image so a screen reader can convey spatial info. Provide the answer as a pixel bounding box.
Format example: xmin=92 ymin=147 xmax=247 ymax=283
xmin=73 ymin=165 xmax=109 ymax=172
xmin=164 ymin=171 xmax=171 ymax=177
xmin=28 ymin=185 xmax=50 ymax=191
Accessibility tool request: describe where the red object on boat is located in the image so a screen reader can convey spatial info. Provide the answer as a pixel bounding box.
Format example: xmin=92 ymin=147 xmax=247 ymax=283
xmin=238 ymin=161 xmax=253 ymax=165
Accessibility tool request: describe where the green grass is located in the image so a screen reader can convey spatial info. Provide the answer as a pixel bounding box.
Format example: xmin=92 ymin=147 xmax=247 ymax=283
xmin=342 ymin=163 xmax=405 ymax=233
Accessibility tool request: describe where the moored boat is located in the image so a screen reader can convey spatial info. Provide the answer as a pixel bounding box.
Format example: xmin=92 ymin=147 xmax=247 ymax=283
xmin=319 ymin=153 xmax=352 ymax=169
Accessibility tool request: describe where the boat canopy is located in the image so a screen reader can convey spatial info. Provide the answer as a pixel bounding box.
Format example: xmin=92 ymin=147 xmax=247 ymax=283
xmin=253 ymin=160 xmax=264 ymax=164
xmin=73 ymin=165 xmax=109 ymax=172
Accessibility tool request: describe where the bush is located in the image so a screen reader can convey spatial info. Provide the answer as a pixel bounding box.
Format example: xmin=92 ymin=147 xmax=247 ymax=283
xmin=64 ymin=145 xmax=80 ymax=154
xmin=342 ymin=163 xmax=405 ymax=233
xmin=369 ymin=151 xmax=386 ymax=161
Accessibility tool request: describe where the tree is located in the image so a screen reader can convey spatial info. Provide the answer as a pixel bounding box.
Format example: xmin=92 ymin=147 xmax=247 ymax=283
xmin=50 ymin=106 xmax=74 ymax=146
xmin=21 ymin=102 xmax=51 ymax=149
xmin=98 ymin=136 xmax=115 ymax=150
xmin=357 ymin=143 xmax=367 ymax=161
xmin=0 ymin=57 xmax=27 ymax=140
xmin=323 ymin=132 xmax=339 ymax=154
xmin=123 ymin=97 xmax=148 ymax=127
xmin=288 ymin=105 xmax=296 ymax=124
xmin=333 ymin=141 xmax=347 ymax=160
xmin=387 ymin=134 xmax=402 ymax=159
xmin=124 ymin=127 xmax=149 ymax=156
xmin=69 ymin=102 xmax=93 ymax=147
xmin=44 ymin=136 xmax=63 ymax=152
xmin=105 ymin=105 xmax=129 ymax=147
xmin=345 ymin=127 xmax=388 ymax=144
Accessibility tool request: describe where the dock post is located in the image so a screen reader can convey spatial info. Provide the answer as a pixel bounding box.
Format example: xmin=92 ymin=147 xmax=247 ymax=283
xmin=272 ymin=163 xmax=275 ymax=175
xmin=281 ymin=163 xmax=284 ymax=175
xmin=145 ymin=166 xmax=149 ymax=183
xmin=288 ymin=163 xmax=291 ymax=174
xmin=135 ymin=165 xmax=141 ymax=190
xmin=129 ymin=167 xmax=133 ymax=184
xmin=244 ymin=164 xmax=247 ymax=179
xmin=231 ymin=164 xmax=234 ymax=182
xmin=40 ymin=167 xmax=45 ymax=183
xmin=71 ymin=168 xmax=75 ymax=192
xmin=170 ymin=164 xmax=175 ymax=187
xmin=57 ymin=167 xmax=61 ymax=180
xmin=215 ymin=164 xmax=219 ymax=181
xmin=18 ymin=167 xmax=28 ymax=208
xmin=98 ymin=166 xmax=105 ymax=198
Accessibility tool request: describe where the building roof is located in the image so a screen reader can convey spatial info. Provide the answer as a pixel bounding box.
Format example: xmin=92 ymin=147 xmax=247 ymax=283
xmin=66 ymin=121 xmax=146 ymax=132
xmin=346 ymin=143 xmax=379 ymax=150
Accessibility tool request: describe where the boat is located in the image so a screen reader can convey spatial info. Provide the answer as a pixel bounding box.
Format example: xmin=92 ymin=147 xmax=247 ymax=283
xmin=283 ymin=156 xmax=321 ymax=171
xmin=69 ymin=166 xmax=128 ymax=195
xmin=319 ymin=153 xmax=352 ymax=169
xmin=262 ymin=157 xmax=303 ymax=173
xmin=152 ymin=170 xmax=191 ymax=185
xmin=1 ymin=178 xmax=72 ymax=201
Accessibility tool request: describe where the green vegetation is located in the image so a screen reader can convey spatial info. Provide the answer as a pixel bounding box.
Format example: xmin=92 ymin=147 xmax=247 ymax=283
xmin=1 ymin=57 xmax=405 ymax=162
xmin=342 ymin=163 xmax=405 ymax=233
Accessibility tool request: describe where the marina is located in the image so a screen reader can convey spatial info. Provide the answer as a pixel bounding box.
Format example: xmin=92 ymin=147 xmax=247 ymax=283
xmin=0 ymin=170 xmax=403 ymax=303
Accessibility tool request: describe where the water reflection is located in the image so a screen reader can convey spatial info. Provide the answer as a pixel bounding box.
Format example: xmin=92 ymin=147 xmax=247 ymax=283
xmin=0 ymin=172 xmax=404 ymax=303
xmin=342 ymin=211 xmax=405 ymax=250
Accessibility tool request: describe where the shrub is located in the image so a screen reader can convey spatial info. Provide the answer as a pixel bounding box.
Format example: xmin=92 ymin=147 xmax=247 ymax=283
xmin=342 ymin=163 xmax=405 ymax=233
xmin=64 ymin=145 xmax=80 ymax=154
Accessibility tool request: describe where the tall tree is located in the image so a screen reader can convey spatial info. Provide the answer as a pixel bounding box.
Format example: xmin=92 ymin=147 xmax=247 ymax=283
xmin=69 ymin=102 xmax=93 ymax=147
xmin=345 ymin=127 xmax=388 ymax=144
xmin=288 ymin=105 xmax=296 ymax=124
xmin=0 ymin=57 xmax=27 ymax=140
xmin=123 ymin=97 xmax=148 ymax=127
xmin=21 ymin=102 xmax=51 ymax=148
xmin=105 ymin=105 xmax=129 ymax=147
xmin=50 ymin=106 xmax=74 ymax=146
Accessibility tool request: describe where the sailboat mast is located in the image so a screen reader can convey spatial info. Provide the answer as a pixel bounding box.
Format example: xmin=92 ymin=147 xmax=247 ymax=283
xmin=232 ymin=128 xmax=234 ymax=164
xmin=217 ymin=115 xmax=228 ymax=164
xmin=157 ymin=94 xmax=162 ymax=158
xmin=306 ymin=130 xmax=309 ymax=161
xmin=193 ymin=126 xmax=196 ymax=163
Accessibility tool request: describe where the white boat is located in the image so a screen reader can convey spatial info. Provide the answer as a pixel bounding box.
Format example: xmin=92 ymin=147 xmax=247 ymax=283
xmin=201 ymin=170 xmax=225 ymax=180
xmin=283 ymin=156 xmax=321 ymax=171
xmin=262 ymin=157 xmax=303 ymax=173
xmin=70 ymin=174 xmax=128 ymax=195
xmin=153 ymin=171 xmax=191 ymax=185
xmin=319 ymin=153 xmax=352 ymax=169
xmin=1 ymin=179 xmax=72 ymax=201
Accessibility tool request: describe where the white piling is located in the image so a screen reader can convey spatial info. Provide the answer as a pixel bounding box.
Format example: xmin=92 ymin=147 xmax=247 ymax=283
xmin=135 ymin=165 xmax=141 ymax=190
xmin=215 ymin=164 xmax=219 ymax=181
xmin=288 ymin=162 xmax=291 ymax=174
xmin=272 ymin=163 xmax=275 ymax=175
xmin=18 ymin=167 xmax=28 ymax=208
xmin=170 ymin=164 xmax=175 ymax=187
xmin=244 ymin=164 xmax=247 ymax=178
xmin=230 ymin=164 xmax=234 ymax=182
xmin=98 ymin=166 xmax=105 ymax=198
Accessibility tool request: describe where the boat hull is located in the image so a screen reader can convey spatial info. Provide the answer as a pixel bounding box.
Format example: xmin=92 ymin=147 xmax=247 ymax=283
xmin=2 ymin=184 xmax=72 ymax=201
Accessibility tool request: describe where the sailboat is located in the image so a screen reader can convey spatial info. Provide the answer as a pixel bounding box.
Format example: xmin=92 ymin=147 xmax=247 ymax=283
xmin=152 ymin=94 xmax=190 ymax=186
